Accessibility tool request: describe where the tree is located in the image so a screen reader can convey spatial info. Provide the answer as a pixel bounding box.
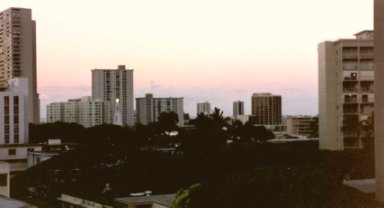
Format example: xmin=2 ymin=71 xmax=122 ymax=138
xmin=209 ymin=107 xmax=230 ymax=130
xmin=157 ymin=111 xmax=179 ymax=132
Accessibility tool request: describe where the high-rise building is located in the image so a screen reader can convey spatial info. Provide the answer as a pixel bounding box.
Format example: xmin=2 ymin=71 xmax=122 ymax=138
xmin=233 ymin=100 xmax=244 ymax=117
xmin=0 ymin=78 xmax=41 ymax=178
xmin=92 ymin=65 xmax=134 ymax=126
xmin=196 ymin=102 xmax=211 ymax=115
xmin=318 ymin=30 xmax=374 ymax=150
xmin=0 ymin=8 xmax=39 ymax=124
xmin=46 ymin=96 xmax=106 ymax=128
xmin=78 ymin=96 xmax=104 ymax=128
xmin=47 ymin=102 xmax=64 ymax=123
xmin=136 ymin=93 xmax=184 ymax=125
xmin=0 ymin=78 xmax=28 ymax=144
xmin=374 ymin=0 xmax=384 ymax=201
xmin=251 ymin=93 xmax=282 ymax=125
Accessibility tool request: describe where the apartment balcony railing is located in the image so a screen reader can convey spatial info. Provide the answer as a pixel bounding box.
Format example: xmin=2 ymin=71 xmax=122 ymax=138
xmin=343 ymin=65 xmax=358 ymax=70
xmin=344 ymin=99 xmax=358 ymax=104
xmin=360 ymin=88 xmax=374 ymax=93
xmin=361 ymin=98 xmax=374 ymax=103
xmin=360 ymin=75 xmax=374 ymax=80
xmin=343 ymin=88 xmax=358 ymax=92
xmin=360 ymin=53 xmax=374 ymax=59
xmin=343 ymin=54 xmax=358 ymax=59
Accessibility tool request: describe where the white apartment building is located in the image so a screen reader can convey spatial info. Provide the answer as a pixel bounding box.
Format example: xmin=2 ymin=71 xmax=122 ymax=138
xmin=63 ymin=99 xmax=80 ymax=123
xmin=319 ymin=30 xmax=374 ymax=150
xmin=46 ymin=96 xmax=106 ymax=128
xmin=136 ymin=94 xmax=184 ymax=125
xmin=79 ymin=96 xmax=104 ymax=128
xmin=46 ymin=102 xmax=64 ymax=123
xmin=92 ymin=65 xmax=134 ymax=126
xmin=0 ymin=78 xmax=41 ymax=178
xmin=197 ymin=102 xmax=211 ymax=115
xmin=0 ymin=8 xmax=39 ymax=124
xmin=0 ymin=78 xmax=28 ymax=144
xmin=251 ymin=93 xmax=282 ymax=125
xmin=285 ymin=116 xmax=317 ymax=137
xmin=233 ymin=100 xmax=244 ymax=117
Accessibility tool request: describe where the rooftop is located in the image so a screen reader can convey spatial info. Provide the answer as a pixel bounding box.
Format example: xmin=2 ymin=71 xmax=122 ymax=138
xmin=115 ymin=194 xmax=176 ymax=207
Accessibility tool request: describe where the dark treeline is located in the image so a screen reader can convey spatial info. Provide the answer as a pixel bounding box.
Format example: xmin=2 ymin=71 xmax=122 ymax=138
xmin=30 ymin=109 xmax=275 ymax=145
xmin=14 ymin=109 xmax=376 ymax=207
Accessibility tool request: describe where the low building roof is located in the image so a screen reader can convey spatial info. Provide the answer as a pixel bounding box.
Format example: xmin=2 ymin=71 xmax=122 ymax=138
xmin=115 ymin=194 xmax=176 ymax=207
xmin=0 ymin=196 xmax=37 ymax=208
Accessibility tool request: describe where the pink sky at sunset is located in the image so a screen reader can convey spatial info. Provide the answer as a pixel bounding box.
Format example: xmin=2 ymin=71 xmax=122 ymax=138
xmin=2 ymin=0 xmax=373 ymax=119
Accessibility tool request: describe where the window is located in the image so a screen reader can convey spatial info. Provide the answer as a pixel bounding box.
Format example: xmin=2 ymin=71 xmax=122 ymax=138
xmin=8 ymin=149 xmax=16 ymax=155
xmin=0 ymin=174 xmax=7 ymax=186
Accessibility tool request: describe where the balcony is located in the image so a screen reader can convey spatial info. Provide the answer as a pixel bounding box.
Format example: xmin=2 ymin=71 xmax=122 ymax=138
xmin=342 ymin=64 xmax=358 ymax=70
xmin=343 ymin=53 xmax=358 ymax=60
xmin=360 ymin=53 xmax=374 ymax=59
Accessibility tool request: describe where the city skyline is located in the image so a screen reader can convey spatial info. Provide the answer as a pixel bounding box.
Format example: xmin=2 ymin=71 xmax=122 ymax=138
xmin=1 ymin=0 xmax=373 ymax=119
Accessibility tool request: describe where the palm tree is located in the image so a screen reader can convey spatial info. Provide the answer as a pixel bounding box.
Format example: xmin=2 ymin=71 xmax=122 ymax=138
xmin=209 ymin=107 xmax=230 ymax=130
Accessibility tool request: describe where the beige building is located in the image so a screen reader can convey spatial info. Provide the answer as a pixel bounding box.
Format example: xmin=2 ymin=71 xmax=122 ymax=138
xmin=136 ymin=94 xmax=184 ymax=126
xmin=375 ymin=0 xmax=384 ymax=202
xmin=0 ymin=8 xmax=39 ymax=124
xmin=318 ymin=30 xmax=374 ymax=150
xmin=251 ymin=93 xmax=282 ymax=125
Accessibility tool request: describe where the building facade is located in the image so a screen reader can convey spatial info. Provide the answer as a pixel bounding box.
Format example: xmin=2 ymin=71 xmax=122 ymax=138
xmin=46 ymin=96 xmax=106 ymax=128
xmin=92 ymin=65 xmax=134 ymax=126
xmin=374 ymin=0 xmax=384 ymax=201
xmin=318 ymin=30 xmax=374 ymax=150
xmin=197 ymin=102 xmax=211 ymax=115
xmin=0 ymin=8 xmax=39 ymax=124
xmin=251 ymin=93 xmax=282 ymax=125
xmin=0 ymin=78 xmax=41 ymax=176
xmin=0 ymin=78 xmax=28 ymax=144
xmin=285 ymin=116 xmax=317 ymax=137
xmin=46 ymin=102 xmax=64 ymax=123
xmin=233 ymin=100 xmax=244 ymax=117
xmin=136 ymin=94 xmax=184 ymax=125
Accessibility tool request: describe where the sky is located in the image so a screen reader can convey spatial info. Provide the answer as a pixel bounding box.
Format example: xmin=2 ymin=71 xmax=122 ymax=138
xmin=1 ymin=0 xmax=373 ymax=119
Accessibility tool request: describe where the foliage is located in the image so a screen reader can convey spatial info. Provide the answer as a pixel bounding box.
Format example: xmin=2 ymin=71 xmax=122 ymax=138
xmin=173 ymin=166 xmax=377 ymax=208
xmin=171 ymin=183 xmax=201 ymax=208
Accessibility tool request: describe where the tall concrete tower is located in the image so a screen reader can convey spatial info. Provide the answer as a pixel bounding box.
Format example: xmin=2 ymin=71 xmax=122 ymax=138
xmin=0 ymin=8 xmax=39 ymax=123
xmin=374 ymin=0 xmax=384 ymax=202
xmin=318 ymin=31 xmax=374 ymax=150
xmin=92 ymin=65 xmax=134 ymax=126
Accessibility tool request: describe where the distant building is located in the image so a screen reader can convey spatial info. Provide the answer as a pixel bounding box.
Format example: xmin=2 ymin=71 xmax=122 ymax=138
xmin=136 ymin=94 xmax=184 ymax=125
xmin=197 ymin=102 xmax=211 ymax=115
xmin=46 ymin=96 xmax=106 ymax=128
xmin=0 ymin=8 xmax=39 ymax=124
xmin=251 ymin=93 xmax=282 ymax=125
xmin=46 ymin=102 xmax=64 ymax=123
xmin=79 ymin=96 xmax=105 ymax=128
xmin=233 ymin=100 xmax=244 ymax=117
xmin=63 ymin=98 xmax=80 ymax=123
xmin=318 ymin=30 xmax=374 ymax=150
xmin=285 ymin=116 xmax=317 ymax=137
xmin=92 ymin=65 xmax=134 ymax=126
xmin=27 ymin=139 xmax=77 ymax=168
